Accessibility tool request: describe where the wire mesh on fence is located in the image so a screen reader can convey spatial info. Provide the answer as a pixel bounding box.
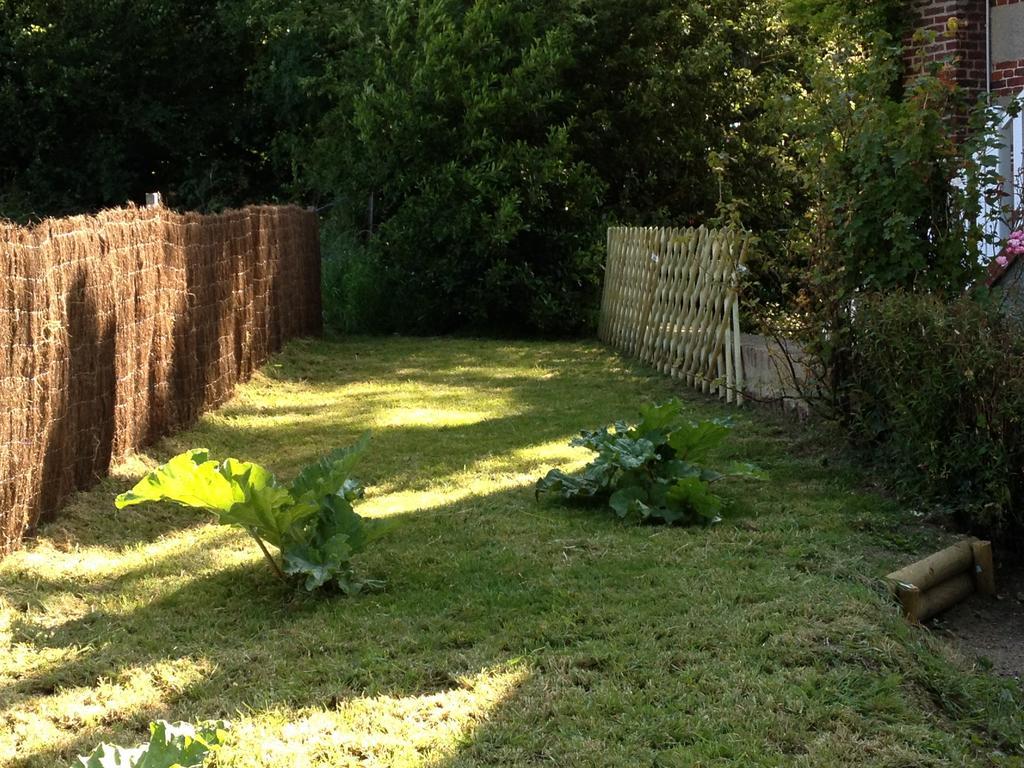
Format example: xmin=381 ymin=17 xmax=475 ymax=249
xmin=0 ymin=204 xmax=321 ymax=554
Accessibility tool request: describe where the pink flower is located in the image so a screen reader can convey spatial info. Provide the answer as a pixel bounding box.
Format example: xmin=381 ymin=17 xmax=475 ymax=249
xmin=997 ymin=254 xmax=1010 ymax=268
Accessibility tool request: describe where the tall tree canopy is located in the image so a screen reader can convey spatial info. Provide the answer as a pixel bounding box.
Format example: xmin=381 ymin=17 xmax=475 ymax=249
xmin=0 ymin=0 xmax=911 ymax=334
xmin=0 ymin=0 xmax=280 ymax=216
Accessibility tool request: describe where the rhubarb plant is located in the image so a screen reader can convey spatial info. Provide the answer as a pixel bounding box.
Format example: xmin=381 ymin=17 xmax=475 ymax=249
xmin=537 ymin=400 xmax=762 ymax=525
xmin=115 ymin=434 xmax=384 ymax=593
xmin=75 ymin=720 xmax=229 ymax=768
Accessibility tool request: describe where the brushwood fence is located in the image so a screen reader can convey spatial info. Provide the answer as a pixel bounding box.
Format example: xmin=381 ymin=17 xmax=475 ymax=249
xmin=598 ymin=226 xmax=750 ymax=403
xmin=0 ymin=204 xmax=321 ymax=554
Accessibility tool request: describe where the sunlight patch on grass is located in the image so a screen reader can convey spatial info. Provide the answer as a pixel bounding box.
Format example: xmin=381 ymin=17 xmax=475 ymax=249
xmin=361 ymin=437 xmax=590 ymax=517
xmin=377 ymin=407 xmax=501 ymax=428
xmin=0 ymin=657 xmax=214 ymax=766
xmin=218 ymin=664 xmax=527 ymax=768
xmin=4 ymin=524 xmax=248 ymax=585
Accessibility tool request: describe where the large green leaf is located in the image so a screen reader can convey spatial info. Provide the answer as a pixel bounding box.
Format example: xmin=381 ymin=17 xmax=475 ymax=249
xmin=536 ymin=401 xmax=751 ymax=528
xmin=76 ymin=720 xmax=229 ymax=768
xmin=115 ymin=452 xmax=303 ymax=547
xmin=282 ymin=491 xmax=373 ymax=592
xmin=135 ymin=720 xmax=228 ymax=768
xmin=217 ymin=459 xmax=306 ymax=547
xmin=667 ymin=419 xmax=731 ymax=462
xmin=113 ymin=436 xmax=386 ymax=592
xmin=665 ymin=477 xmax=724 ymax=523
xmin=609 ymin=485 xmax=648 ymax=519
xmin=536 ymin=465 xmax=614 ymax=500
xmin=75 ymin=743 xmax=145 ymax=768
xmin=114 ymin=450 xmax=241 ymax=513
xmin=283 ymin=535 xmax=354 ymax=591
xmin=633 ymin=400 xmax=685 ymax=439
xmin=288 ymin=432 xmax=370 ymax=503
xmin=598 ymin=435 xmax=657 ymax=470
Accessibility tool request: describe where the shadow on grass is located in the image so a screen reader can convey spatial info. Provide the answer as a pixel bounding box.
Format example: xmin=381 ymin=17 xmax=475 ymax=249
xmin=43 ymin=419 xmax=560 ymax=553
xmin=12 ymin=337 xmax=952 ymax=766
xmin=8 ymin=481 xmax=608 ymax=767
xmin=35 ymin=405 xmax=564 ymax=552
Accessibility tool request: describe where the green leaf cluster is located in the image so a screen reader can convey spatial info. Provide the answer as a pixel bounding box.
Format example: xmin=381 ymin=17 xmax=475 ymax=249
xmin=845 ymin=292 xmax=1024 ymax=545
xmin=537 ymin=400 xmax=762 ymax=525
xmin=115 ymin=434 xmax=383 ymax=593
xmin=75 ymin=720 xmax=229 ymax=768
xmin=263 ymin=0 xmax=815 ymax=336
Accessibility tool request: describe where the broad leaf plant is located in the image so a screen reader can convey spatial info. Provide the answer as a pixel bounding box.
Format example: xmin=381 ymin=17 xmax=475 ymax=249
xmin=75 ymin=720 xmax=229 ymax=768
xmin=116 ymin=434 xmax=384 ymax=593
xmin=537 ymin=400 xmax=762 ymax=525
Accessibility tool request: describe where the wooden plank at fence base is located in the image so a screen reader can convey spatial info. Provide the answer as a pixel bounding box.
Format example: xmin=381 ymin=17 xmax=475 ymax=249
xmin=597 ymin=225 xmax=749 ymax=404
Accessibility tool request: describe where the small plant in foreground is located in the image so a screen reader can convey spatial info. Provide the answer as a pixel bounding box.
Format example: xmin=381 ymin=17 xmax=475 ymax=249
xmin=537 ymin=400 xmax=761 ymax=525
xmin=76 ymin=720 xmax=229 ymax=768
xmin=116 ymin=434 xmax=385 ymax=593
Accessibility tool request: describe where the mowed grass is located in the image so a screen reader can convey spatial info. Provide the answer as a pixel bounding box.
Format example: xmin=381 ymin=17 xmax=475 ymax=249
xmin=1 ymin=337 xmax=1022 ymax=767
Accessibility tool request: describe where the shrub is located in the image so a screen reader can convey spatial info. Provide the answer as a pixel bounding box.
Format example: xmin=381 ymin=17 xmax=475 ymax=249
xmin=115 ymin=435 xmax=386 ymax=593
xmin=845 ymin=292 xmax=1024 ymax=543
xmin=266 ymin=0 xmax=813 ymax=336
xmin=76 ymin=720 xmax=229 ymax=768
xmin=537 ymin=400 xmax=761 ymax=524
xmin=320 ymin=225 xmax=390 ymax=336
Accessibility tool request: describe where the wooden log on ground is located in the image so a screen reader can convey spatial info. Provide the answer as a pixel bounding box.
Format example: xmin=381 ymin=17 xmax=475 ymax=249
xmin=886 ymin=538 xmax=976 ymax=593
xmin=887 ymin=538 xmax=996 ymax=623
xmin=917 ymin=573 xmax=976 ymax=623
xmin=971 ymin=540 xmax=996 ymax=595
xmin=894 ymin=583 xmax=923 ymax=624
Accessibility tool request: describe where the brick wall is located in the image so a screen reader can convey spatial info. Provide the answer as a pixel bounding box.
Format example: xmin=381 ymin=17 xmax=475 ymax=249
xmin=905 ymin=0 xmax=988 ymax=95
xmin=992 ymin=0 xmax=1024 ymax=95
xmin=992 ymin=58 xmax=1024 ymax=94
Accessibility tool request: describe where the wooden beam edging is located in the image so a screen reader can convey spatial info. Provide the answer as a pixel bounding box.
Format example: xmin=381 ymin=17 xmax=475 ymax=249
xmin=886 ymin=538 xmax=996 ymax=623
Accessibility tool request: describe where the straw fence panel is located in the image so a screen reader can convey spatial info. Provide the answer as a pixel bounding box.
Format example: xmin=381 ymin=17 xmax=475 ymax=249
xmin=599 ymin=226 xmax=749 ymax=402
xmin=0 ymin=204 xmax=321 ymax=555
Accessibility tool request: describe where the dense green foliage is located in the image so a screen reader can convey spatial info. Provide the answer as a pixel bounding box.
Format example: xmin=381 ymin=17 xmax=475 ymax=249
xmin=784 ymin=60 xmax=1004 ymax=394
xmin=76 ymin=720 xmax=229 ymax=768
xmin=537 ymin=399 xmax=760 ymax=524
xmin=2 ymin=0 xmax=879 ymax=335
xmin=806 ymin=65 xmax=990 ymax=297
xmin=844 ymin=293 xmax=1024 ymax=544
xmin=115 ymin=436 xmax=384 ymax=592
xmin=763 ymin=14 xmax=1024 ymax=541
xmin=4 ymin=0 xmax=995 ymax=340
xmin=286 ymin=0 xmax=815 ymax=334
xmin=0 ymin=1 xmax=281 ymax=217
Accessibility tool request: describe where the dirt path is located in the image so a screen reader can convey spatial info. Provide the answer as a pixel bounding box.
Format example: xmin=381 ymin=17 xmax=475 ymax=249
xmin=936 ymin=563 xmax=1024 ymax=679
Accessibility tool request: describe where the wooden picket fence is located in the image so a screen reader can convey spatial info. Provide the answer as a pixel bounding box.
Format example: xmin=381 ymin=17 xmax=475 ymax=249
xmin=598 ymin=226 xmax=750 ymax=403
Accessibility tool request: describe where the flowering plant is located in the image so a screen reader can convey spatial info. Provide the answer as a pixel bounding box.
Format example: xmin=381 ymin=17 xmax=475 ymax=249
xmin=998 ymin=230 xmax=1024 ymax=267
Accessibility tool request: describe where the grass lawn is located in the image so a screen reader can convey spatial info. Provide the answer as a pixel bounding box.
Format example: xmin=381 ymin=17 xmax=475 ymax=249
xmin=1 ymin=337 xmax=1022 ymax=767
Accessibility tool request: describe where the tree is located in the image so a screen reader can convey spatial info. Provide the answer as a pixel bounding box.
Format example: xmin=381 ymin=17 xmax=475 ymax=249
xmin=266 ymin=0 xmax=811 ymax=334
xmin=0 ymin=0 xmax=279 ymax=219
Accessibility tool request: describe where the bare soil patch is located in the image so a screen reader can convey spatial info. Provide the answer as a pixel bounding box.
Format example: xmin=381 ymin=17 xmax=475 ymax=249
xmin=934 ymin=560 xmax=1024 ymax=679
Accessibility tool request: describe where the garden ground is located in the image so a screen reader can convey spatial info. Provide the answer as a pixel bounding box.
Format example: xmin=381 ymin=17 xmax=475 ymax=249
xmin=0 ymin=337 xmax=1021 ymax=767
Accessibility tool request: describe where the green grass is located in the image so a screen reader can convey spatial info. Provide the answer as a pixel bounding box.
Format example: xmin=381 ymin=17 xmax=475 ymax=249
xmin=1 ymin=337 xmax=1022 ymax=767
